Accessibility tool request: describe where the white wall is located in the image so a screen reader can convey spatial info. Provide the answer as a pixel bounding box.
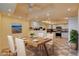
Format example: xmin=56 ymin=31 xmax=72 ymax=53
xmin=0 ymin=14 xmax=30 ymax=54
xmin=68 ymin=17 xmax=78 ymax=41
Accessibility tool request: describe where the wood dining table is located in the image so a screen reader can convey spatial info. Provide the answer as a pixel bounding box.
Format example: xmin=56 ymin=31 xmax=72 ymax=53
xmin=23 ymin=37 xmax=52 ymax=56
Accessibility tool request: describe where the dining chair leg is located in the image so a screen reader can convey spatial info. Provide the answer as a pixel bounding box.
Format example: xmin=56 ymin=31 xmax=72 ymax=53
xmin=38 ymin=45 xmax=43 ymax=56
xmin=37 ymin=45 xmax=45 ymax=56
xmin=43 ymin=44 xmax=49 ymax=56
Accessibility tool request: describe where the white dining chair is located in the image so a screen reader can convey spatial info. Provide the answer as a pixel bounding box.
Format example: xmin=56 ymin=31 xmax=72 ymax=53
xmin=15 ymin=38 xmax=34 ymax=56
xmin=7 ymin=35 xmax=16 ymax=55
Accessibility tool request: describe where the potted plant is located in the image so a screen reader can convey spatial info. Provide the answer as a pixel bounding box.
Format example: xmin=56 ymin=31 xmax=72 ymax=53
xmin=30 ymin=33 xmax=35 ymax=38
xmin=70 ymin=30 xmax=78 ymax=50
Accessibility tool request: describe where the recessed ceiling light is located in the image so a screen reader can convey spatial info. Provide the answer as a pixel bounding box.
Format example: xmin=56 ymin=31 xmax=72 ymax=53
xmin=8 ymin=9 xmax=12 ymax=12
xmin=67 ymin=8 xmax=71 ymax=11
xmin=64 ymin=17 xmax=69 ymax=19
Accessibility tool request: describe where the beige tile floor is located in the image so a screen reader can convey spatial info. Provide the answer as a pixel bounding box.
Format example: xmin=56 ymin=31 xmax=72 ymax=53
xmin=26 ymin=37 xmax=77 ymax=56
xmin=53 ymin=37 xmax=77 ymax=56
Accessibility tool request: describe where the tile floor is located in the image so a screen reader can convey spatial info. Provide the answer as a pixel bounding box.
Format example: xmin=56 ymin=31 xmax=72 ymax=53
xmin=53 ymin=37 xmax=77 ymax=56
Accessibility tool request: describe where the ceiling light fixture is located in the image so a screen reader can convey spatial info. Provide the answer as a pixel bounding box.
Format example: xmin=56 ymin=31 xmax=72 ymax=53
xmin=64 ymin=17 xmax=69 ymax=19
xmin=67 ymin=8 xmax=71 ymax=11
xmin=8 ymin=9 xmax=12 ymax=12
